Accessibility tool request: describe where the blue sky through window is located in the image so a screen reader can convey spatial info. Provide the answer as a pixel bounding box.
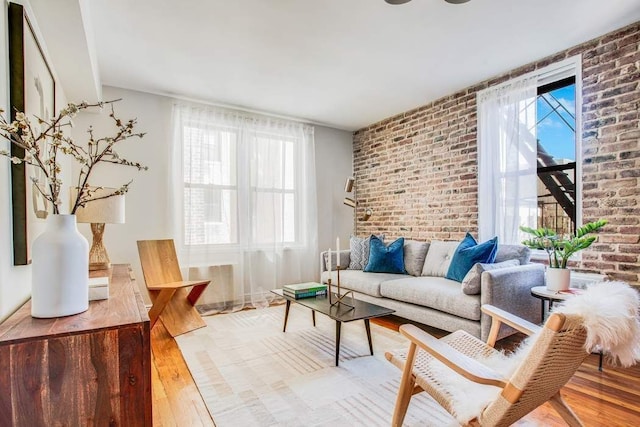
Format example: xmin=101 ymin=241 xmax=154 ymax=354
xmin=537 ymin=84 xmax=576 ymax=161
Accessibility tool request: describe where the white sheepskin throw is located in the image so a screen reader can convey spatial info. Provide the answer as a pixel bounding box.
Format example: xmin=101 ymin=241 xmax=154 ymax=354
xmin=553 ymin=281 xmax=640 ymax=367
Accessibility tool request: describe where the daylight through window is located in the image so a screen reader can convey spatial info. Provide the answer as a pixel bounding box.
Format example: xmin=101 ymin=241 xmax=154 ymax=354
xmin=182 ymin=122 xmax=302 ymax=247
xmin=536 ymin=77 xmax=577 ymax=236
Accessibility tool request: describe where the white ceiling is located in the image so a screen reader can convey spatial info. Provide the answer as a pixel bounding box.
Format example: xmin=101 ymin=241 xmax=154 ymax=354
xmin=32 ymin=0 xmax=640 ymax=131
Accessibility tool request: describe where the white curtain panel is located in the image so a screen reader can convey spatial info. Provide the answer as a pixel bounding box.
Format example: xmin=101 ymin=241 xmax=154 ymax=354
xmin=170 ymin=102 xmax=319 ymax=312
xmin=477 ymin=76 xmax=538 ymax=245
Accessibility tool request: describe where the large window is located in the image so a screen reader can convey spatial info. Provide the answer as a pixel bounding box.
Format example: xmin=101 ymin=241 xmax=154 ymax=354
xmin=172 ymin=103 xmax=318 ymax=311
xmin=179 ymin=111 xmax=308 ymax=248
xmin=477 ymin=56 xmax=581 ymax=244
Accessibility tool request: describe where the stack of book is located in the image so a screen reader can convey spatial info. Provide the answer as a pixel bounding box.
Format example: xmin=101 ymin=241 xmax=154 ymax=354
xmin=282 ymin=283 xmax=327 ymax=299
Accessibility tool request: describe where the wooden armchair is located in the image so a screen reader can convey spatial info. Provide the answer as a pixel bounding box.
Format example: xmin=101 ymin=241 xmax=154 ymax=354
xmin=137 ymin=239 xmax=210 ymax=337
xmin=386 ymin=304 xmax=589 ymax=426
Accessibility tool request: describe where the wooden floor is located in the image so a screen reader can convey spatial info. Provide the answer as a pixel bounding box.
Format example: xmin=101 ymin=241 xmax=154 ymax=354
xmin=151 ymin=312 xmax=640 ymax=426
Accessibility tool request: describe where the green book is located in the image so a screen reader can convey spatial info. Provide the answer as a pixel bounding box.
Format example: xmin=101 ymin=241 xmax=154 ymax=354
xmin=283 ymin=289 xmax=327 ymax=299
xmin=283 ymin=282 xmax=327 ymax=294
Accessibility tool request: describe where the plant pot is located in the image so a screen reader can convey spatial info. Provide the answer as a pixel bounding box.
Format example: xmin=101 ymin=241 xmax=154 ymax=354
xmin=31 ymin=214 xmax=89 ymax=318
xmin=546 ymin=267 xmax=571 ymax=292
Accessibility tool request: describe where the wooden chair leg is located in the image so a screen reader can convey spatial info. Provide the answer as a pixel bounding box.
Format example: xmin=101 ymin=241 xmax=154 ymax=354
xmin=187 ymin=282 xmax=210 ymax=305
xmin=549 ymin=392 xmax=583 ymax=427
xmin=392 ymin=342 xmax=418 ymax=427
xmin=486 ymin=319 xmax=501 ymax=348
xmin=148 ymin=288 xmax=177 ymax=328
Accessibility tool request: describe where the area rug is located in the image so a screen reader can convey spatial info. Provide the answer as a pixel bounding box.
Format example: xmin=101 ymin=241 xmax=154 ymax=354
xmin=175 ymin=304 xmax=457 ymax=426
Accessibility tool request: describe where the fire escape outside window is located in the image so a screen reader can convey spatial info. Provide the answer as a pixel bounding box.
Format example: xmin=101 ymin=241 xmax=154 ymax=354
xmin=536 ymin=76 xmax=577 ymax=237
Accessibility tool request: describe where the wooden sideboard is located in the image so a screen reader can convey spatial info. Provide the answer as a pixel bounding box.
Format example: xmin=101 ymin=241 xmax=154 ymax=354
xmin=0 ymin=264 xmax=152 ymax=426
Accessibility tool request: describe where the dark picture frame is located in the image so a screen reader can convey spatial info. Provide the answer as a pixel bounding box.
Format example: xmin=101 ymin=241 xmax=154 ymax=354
xmin=8 ymin=2 xmax=56 ymax=265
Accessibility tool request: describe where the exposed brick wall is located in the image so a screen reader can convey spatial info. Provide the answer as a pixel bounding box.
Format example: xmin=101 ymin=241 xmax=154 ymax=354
xmin=353 ymin=22 xmax=640 ymax=285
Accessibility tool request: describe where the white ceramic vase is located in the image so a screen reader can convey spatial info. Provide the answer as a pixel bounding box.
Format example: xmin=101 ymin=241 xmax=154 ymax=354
xmin=546 ymin=267 xmax=571 ymax=291
xmin=31 ymin=214 xmax=89 ymax=318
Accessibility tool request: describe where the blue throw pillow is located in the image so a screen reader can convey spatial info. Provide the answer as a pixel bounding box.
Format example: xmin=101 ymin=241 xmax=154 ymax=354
xmin=364 ymin=236 xmax=407 ymax=274
xmin=445 ymin=233 xmax=498 ymax=282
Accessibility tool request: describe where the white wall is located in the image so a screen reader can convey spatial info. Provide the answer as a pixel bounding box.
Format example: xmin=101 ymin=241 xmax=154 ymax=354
xmin=0 ymin=0 xmax=69 ymax=321
xmin=315 ymin=126 xmax=354 ymax=253
xmin=70 ymin=86 xmax=353 ymax=298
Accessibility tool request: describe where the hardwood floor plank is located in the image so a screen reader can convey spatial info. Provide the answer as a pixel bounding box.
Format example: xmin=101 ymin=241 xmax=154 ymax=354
xmin=151 ymin=321 xmax=215 ymax=426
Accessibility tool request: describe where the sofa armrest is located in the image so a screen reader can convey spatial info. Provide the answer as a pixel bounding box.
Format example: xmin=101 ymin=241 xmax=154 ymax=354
xmin=319 ymin=250 xmax=351 ymax=273
xmin=479 ymin=264 xmax=544 ymax=342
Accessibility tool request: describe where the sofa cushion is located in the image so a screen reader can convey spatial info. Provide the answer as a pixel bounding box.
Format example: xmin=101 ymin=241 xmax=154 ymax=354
xmin=494 ymin=244 xmax=531 ymax=265
xmin=446 ymin=233 xmax=498 ymax=282
xmin=365 ymin=236 xmax=406 ymax=274
xmin=380 ymin=276 xmax=481 ymax=321
xmin=320 ymin=270 xmax=407 ymax=297
xmin=461 ymin=259 xmax=520 ymax=295
xmin=421 ymin=240 xmax=459 ymax=277
xmin=404 ymin=240 xmax=430 ymax=277
xmin=348 ymin=234 xmax=383 ymax=270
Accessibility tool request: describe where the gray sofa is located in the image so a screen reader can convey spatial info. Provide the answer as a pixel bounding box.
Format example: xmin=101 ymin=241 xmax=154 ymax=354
xmin=320 ymin=240 xmax=544 ymax=342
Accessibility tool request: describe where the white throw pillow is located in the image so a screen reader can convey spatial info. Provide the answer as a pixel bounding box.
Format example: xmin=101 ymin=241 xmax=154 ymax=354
xmin=421 ymin=241 xmax=459 ymax=277
xmin=461 ymin=259 xmax=520 ymax=295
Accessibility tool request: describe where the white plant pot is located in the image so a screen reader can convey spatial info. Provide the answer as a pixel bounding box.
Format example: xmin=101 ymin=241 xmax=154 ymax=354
xmin=31 ymin=214 xmax=89 ymax=318
xmin=546 ymin=268 xmax=571 ymax=292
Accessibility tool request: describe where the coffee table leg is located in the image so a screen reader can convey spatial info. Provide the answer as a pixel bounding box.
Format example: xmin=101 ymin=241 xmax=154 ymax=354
xmin=335 ymin=320 xmax=342 ymax=367
xmin=312 ymin=310 xmax=316 ymax=327
xmin=365 ymin=319 xmax=373 ymax=356
xmin=283 ymin=300 xmax=291 ymax=332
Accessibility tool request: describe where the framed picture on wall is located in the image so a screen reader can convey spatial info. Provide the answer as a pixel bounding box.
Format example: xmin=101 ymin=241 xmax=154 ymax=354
xmin=8 ymin=2 xmax=56 ymax=265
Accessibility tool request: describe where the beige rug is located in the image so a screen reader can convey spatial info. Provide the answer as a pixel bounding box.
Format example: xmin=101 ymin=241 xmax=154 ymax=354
xmin=176 ymin=304 xmax=457 ymax=426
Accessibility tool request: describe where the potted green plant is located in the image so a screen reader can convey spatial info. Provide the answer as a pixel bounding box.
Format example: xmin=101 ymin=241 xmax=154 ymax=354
xmin=519 ymin=219 xmax=608 ymax=291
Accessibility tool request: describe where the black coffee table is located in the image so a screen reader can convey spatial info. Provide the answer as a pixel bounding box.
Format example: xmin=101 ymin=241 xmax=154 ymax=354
xmin=271 ymin=288 xmax=395 ymax=366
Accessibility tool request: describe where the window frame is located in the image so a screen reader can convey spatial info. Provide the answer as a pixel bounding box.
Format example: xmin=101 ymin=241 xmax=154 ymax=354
xmin=476 ymin=55 xmax=583 ymax=252
xmin=531 ymin=56 xmax=583 ymax=260
xmin=181 ymin=123 xmax=303 ymax=249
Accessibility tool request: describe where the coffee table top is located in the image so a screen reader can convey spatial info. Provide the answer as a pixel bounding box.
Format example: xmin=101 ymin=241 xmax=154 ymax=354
xmin=271 ymin=289 xmax=394 ymax=323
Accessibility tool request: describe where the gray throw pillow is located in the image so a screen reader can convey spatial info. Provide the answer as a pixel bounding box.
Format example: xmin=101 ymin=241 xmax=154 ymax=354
xmin=348 ymin=234 xmax=383 ymax=270
xmin=403 ymin=240 xmax=430 ymax=276
xmin=494 ymin=244 xmax=531 ymax=265
xmin=461 ymin=259 xmax=520 ymax=295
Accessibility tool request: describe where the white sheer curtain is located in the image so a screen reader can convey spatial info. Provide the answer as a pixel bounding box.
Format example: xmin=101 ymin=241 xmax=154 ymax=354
xmin=477 ymin=76 xmax=538 ymax=244
xmin=170 ymin=102 xmax=318 ymax=313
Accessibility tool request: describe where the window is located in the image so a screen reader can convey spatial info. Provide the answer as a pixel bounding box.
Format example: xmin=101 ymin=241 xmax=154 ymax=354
xmin=477 ymin=56 xmax=581 ymax=245
xmin=536 ymin=77 xmax=577 ymax=236
xmin=250 ymin=135 xmax=297 ymax=244
xmin=178 ymin=110 xmax=310 ymax=248
xmin=183 ymin=125 xmax=238 ymax=245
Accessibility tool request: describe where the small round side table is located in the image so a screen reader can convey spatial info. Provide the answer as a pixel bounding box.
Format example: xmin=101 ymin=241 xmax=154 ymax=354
xmin=530 ymin=286 xmax=573 ymax=321
xmin=530 ymin=285 xmax=604 ymax=371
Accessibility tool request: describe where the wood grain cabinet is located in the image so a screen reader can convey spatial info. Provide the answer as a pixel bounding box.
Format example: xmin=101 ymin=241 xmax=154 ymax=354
xmin=0 ymin=265 xmax=152 ymax=426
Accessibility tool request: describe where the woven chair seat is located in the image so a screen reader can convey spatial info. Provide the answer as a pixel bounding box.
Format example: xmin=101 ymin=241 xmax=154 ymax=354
xmin=387 ymin=330 xmax=505 ymax=421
